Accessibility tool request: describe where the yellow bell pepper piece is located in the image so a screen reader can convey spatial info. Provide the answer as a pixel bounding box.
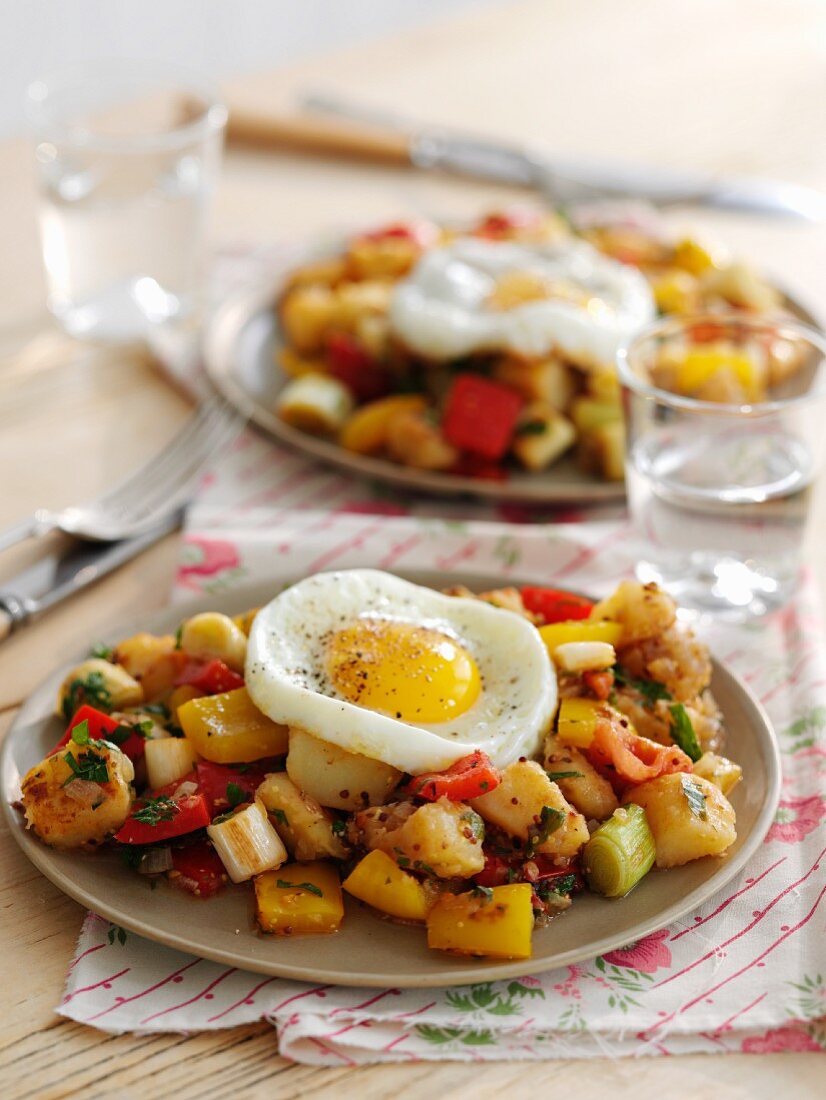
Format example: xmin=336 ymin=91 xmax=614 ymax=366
xmin=255 ymin=861 xmax=344 ymax=935
xmin=539 ymin=620 xmax=623 ymax=657
xmin=652 ymin=270 xmax=700 ymax=316
xmin=427 ymin=883 xmax=534 ymax=960
xmin=569 ymin=397 xmax=622 ymax=435
xmin=557 ymin=697 xmax=603 ymax=748
xmin=339 ymin=394 xmax=427 ymax=455
xmin=673 ymin=237 xmax=720 ymax=275
xmin=233 ymin=607 xmax=260 ymax=636
xmin=342 ymin=850 xmax=431 ymax=922
xmin=676 ymin=347 xmax=758 ymax=398
xmin=178 ymin=687 xmax=288 ymax=763
xmin=168 ymin=683 xmax=203 ymax=715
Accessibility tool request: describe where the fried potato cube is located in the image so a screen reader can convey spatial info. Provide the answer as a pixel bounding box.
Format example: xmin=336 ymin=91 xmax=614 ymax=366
xmin=624 ymin=773 xmax=736 ymax=868
xmin=112 ymin=633 xmax=176 ymax=680
xmin=286 ymin=727 xmax=401 ymax=811
xmin=180 ymin=612 xmax=248 ymax=672
xmin=471 ymin=760 xmax=589 ymax=859
xmin=57 ymin=658 xmax=143 ymax=719
xmin=339 ymin=394 xmax=428 ymax=455
xmin=512 ymin=403 xmax=576 ymax=471
xmin=355 ymin=797 xmax=485 ymax=879
xmin=385 ymin=408 xmax=459 ymax=471
xmin=257 ymin=771 xmax=348 ymax=861
xmin=280 ymin=285 xmax=339 ymax=354
xmin=343 ymin=849 xmax=431 ymax=921
xmin=543 ymin=734 xmax=618 ymax=821
xmin=493 ymin=356 xmax=577 ymax=410
xmin=255 ymin=861 xmax=344 ymax=935
xmin=21 ymin=741 xmax=134 ymax=849
xmin=427 ymin=883 xmax=534 ymax=959
xmin=578 ymin=420 xmax=625 ymax=481
xmin=178 ymin=687 xmax=289 ymax=763
xmin=692 ymin=752 xmax=742 ymax=796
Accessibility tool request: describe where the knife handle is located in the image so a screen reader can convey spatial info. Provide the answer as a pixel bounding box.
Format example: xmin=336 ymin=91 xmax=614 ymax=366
xmin=226 ymin=108 xmax=412 ymax=167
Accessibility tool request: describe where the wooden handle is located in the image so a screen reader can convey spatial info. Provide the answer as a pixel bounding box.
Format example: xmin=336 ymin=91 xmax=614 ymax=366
xmin=225 ymin=108 xmax=413 ymax=167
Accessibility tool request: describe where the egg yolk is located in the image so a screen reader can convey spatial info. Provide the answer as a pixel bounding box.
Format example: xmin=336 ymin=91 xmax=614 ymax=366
xmin=326 ymin=618 xmax=481 ymax=723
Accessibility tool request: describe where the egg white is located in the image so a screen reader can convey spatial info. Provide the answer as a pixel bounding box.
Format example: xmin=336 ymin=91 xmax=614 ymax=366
xmin=245 ymin=569 xmax=557 ymax=774
xmin=388 ymin=237 xmax=655 ymax=367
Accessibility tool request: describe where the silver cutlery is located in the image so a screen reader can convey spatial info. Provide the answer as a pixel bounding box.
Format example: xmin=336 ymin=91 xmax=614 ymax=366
xmin=0 ymin=395 xmax=243 ymax=553
xmin=299 ymin=91 xmax=826 ymax=222
xmin=0 ymin=510 xmax=182 ymax=639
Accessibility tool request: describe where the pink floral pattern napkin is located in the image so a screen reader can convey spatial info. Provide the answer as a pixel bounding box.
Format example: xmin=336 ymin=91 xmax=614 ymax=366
xmin=58 ymin=507 xmax=826 ymax=1063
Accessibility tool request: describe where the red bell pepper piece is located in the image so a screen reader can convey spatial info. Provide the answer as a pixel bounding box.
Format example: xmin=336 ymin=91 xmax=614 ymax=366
xmin=442 ymin=374 xmax=523 ymax=460
xmin=114 ymin=791 xmax=210 ymax=845
xmin=326 ymin=332 xmax=390 ymax=402
xmin=450 ymin=454 xmax=509 ymax=481
xmin=50 ymin=705 xmax=148 ymax=763
xmin=360 ymin=220 xmax=439 ymax=248
xmin=175 ymin=658 xmax=244 ymax=695
xmin=520 ymin=586 xmax=595 ymax=624
xmin=473 ymin=208 xmax=542 ymax=239
xmin=170 ymin=842 xmax=227 ymax=898
xmin=405 ymin=750 xmax=500 ymax=802
xmin=195 ymin=760 xmax=274 ymax=815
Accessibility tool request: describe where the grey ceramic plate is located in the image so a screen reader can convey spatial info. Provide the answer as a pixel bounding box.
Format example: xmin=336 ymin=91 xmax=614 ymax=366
xmin=1 ymin=572 xmax=781 ymax=988
xmin=202 ymin=268 xmax=822 ymax=507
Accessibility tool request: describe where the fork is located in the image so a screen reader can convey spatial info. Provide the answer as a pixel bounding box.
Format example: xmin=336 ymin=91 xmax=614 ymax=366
xmin=0 ymin=395 xmax=244 ymax=552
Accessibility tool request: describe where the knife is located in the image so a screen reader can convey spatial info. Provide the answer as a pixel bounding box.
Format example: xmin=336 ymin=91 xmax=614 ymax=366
xmin=0 ymin=510 xmax=182 ymax=641
xmin=293 ymin=92 xmax=826 ymax=222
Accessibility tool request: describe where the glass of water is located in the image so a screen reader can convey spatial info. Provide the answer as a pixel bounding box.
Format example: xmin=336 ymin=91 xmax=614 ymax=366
xmin=618 ymin=314 xmax=826 ymax=619
xmin=27 ymin=62 xmax=227 ymax=343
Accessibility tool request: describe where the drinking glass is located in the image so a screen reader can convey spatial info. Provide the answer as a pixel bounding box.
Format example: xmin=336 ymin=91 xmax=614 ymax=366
xmin=27 ymin=62 xmax=227 ymax=343
xmin=618 ymin=314 xmax=826 ymax=619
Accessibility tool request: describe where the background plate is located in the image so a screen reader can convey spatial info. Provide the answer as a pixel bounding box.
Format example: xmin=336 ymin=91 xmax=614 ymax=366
xmin=203 ymin=268 xmax=822 ymax=506
xmin=1 ymin=572 xmax=782 ymax=988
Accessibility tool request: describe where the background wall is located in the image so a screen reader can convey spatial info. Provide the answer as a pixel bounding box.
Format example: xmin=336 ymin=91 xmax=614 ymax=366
xmin=0 ymin=0 xmax=488 ymax=137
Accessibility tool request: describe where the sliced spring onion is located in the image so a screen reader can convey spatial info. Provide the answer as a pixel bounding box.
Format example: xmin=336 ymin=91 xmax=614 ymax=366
xmin=138 ymin=847 xmax=173 ymax=874
xmin=582 ymin=804 xmax=655 ymax=898
xmin=144 ymin=737 xmax=198 ymax=790
xmin=207 ymin=800 xmax=287 ymax=883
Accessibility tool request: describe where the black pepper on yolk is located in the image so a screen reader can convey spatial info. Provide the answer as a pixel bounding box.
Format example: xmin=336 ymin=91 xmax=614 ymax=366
xmin=326 ymin=618 xmax=481 ymax=723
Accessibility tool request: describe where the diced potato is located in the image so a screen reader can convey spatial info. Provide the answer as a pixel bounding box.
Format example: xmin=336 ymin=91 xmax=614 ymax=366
xmin=232 ymin=607 xmax=260 ymax=636
xmin=180 ymin=612 xmax=248 ymax=673
xmin=57 ymin=658 xmax=143 ymax=719
xmin=255 ymin=861 xmax=344 ymax=935
xmin=570 ymin=397 xmax=622 ymax=435
xmin=179 ymin=687 xmax=289 ymax=763
xmin=624 ymin=773 xmax=737 ymax=868
xmin=348 ymin=237 xmax=419 ymax=280
xmin=144 ymin=737 xmax=198 ymax=790
xmin=512 ymin=404 xmax=576 ymax=471
xmin=339 ymin=394 xmax=428 ymax=455
xmin=208 ymin=800 xmax=287 ymax=883
xmin=354 ymin=797 xmax=486 ymax=879
xmin=427 ymin=884 xmax=534 ymax=959
xmin=578 ymin=421 xmax=625 ymax=481
xmin=334 ymin=279 xmax=393 ymax=327
xmin=286 ymin=727 xmax=401 ymax=811
xmin=693 ymin=752 xmax=742 ymax=796
xmin=543 ymin=734 xmax=618 ymax=820
xmin=587 ymin=370 xmax=620 ymax=402
xmin=493 ymin=356 xmax=577 ymax=410
xmin=277 ymin=347 xmax=328 ymax=378
xmin=112 ymin=633 xmax=176 ymax=680
xmin=139 ymin=652 xmax=189 ymax=704
xmin=556 ymin=697 xmax=604 ymax=749
xmin=385 ymin=409 xmax=459 ymax=471
xmin=591 ymin=580 xmax=676 ymax=642
xmin=21 ymin=741 xmax=134 ymax=849
xmin=280 ymin=284 xmax=339 ymax=354
xmin=343 ymin=849 xmax=431 ymax=921
xmin=553 ymin=640 xmax=616 ymax=672
xmin=277 ymin=372 xmax=355 ymax=435
xmin=471 ymin=760 xmax=589 ymax=859
xmin=539 ymin=620 xmax=623 ymax=656
xmin=257 ymin=771 xmax=348 ymax=861
xmin=701 ymin=261 xmax=780 ymax=312
xmin=354 ymin=313 xmax=391 ymax=360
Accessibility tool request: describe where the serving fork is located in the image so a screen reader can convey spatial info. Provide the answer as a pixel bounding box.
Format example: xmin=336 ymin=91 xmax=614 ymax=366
xmin=0 ymin=395 xmax=244 ymax=554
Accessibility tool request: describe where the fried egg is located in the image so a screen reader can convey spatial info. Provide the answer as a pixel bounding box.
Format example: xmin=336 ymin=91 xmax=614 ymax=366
xmin=245 ymin=569 xmax=557 ymax=774
xmin=388 ymin=237 xmax=654 ymax=368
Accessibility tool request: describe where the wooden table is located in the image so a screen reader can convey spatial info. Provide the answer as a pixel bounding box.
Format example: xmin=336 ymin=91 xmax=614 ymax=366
xmin=1 ymin=1 xmax=825 ymax=1095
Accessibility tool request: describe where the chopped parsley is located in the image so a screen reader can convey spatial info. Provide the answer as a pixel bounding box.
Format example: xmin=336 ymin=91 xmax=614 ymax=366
xmin=226 ymin=782 xmax=246 ymax=808
xmin=545 ymin=770 xmax=583 ymax=782
xmin=535 ymin=873 xmax=578 ymax=902
xmin=174 ymin=624 xmax=183 ymax=650
xmin=106 ymin=726 xmax=132 ymax=747
xmin=460 ymin=809 xmax=486 ymax=842
xmin=62 ymin=671 xmax=112 ymax=720
xmin=680 ymin=775 xmax=708 ymax=820
xmin=142 ymin=702 xmax=171 ymax=719
xmin=133 ymin=795 xmax=179 ymax=826
xmin=90 ymin=642 xmax=114 ymax=660
xmin=330 ymin=819 xmax=346 ymax=836
xmin=393 ymin=849 xmax=411 ymax=869
xmin=271 ymin=808 xmax=290 ymax=827
xmin=413 ymin=860 xmax=437 ymax=876
xmin=275 ymin=879 xmax=323 ymax=898
xmin=669 ymin=703 xmax=703 ymax=762
xmin=470 ymin=884 xmax=494 ymax=903
xmin=71 ymin=719 xmax=90 ymax=746
xmin=515 ymin=418 xmax=547 ymax=437
xmin=613 ymin=665 xmax=672 ymax=707
xmin=525 ymin=805 xmax=566 ymax=857
xmin=63 ymin=747 xmax=109 ymax=786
